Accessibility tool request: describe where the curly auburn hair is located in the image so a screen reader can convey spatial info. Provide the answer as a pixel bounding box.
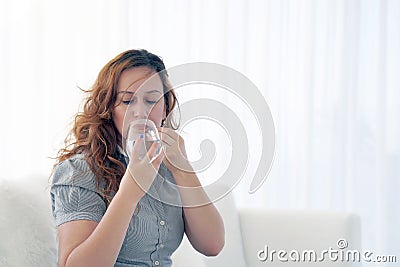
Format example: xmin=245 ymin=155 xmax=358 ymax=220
xmin=53 ymin=49 xmax=179 ymax=205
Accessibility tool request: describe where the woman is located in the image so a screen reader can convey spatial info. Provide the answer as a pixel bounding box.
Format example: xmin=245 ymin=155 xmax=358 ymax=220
xmin=50 ymin=49 xmax=225 ymax=267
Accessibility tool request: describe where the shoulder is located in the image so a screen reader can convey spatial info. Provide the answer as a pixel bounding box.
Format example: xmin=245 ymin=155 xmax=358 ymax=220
xmin=51 ymin=154 xmax=98 ymax=192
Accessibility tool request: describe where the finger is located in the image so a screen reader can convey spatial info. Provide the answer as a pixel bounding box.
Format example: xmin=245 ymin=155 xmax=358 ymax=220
xmin=150 ymin=144 xmax=165 ymax=166
xmin=158 ymin=127 xmax=179 ymax=139
xmin=159 ymin=138 xmax=172 ymax=148
xmin=131 ymin=134 xmax=145 ymax=161
xmin=144 ymin=140 xmax=161 ymax=162
xmin=159 ymin=130 xmax=178 ymax=146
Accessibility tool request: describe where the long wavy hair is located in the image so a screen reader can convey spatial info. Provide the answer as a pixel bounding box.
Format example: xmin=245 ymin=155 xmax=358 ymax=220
xmin=53 ymin=49 xmax=179 ymax=205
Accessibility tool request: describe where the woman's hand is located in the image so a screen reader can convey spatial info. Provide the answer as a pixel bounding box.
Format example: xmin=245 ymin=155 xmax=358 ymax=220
xmin=122 ymin=135 xmax=164 ymax=195
xmin=158 ymin=127 xmax=193 ymax=175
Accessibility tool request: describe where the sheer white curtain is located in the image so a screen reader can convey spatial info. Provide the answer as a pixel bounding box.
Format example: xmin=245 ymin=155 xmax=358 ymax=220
xmin=1 ymin=0 xmax=398 ymax=261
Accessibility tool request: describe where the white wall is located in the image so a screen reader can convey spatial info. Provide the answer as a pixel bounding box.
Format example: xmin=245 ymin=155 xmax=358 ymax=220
xmin=1 ymin=0 xmax=398 ymax=262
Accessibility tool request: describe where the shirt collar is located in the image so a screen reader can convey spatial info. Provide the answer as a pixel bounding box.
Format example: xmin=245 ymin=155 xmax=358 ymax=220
xmin=117 ymin=144 xmax=127 ymax=158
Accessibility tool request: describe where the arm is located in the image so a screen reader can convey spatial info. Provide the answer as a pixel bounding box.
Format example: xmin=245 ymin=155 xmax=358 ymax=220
xmin=159 ymin=128 xmax=225 ymax=256
xmin=56 ymin=139 xmax=164 ymax=267
xmin=57 ymin=177 xmax=141 ymax=267
xmin=173 ymin=168 xmax=225 ymax=256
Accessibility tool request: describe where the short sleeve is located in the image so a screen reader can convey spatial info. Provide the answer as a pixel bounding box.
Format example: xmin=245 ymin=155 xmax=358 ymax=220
xmin=50 ymin=155 xmax=107 ymax=227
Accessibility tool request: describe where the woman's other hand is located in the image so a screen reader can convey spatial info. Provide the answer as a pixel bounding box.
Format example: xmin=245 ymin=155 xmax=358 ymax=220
xmin=158 ymin=127 xmax=193 ymax=175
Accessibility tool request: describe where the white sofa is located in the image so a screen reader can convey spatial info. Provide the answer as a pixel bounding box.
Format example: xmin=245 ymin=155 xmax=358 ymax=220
xmin=172 ymin=188 xmax=362 ymax=267
xmin=0 ymin=177 xmax=361 ymax=267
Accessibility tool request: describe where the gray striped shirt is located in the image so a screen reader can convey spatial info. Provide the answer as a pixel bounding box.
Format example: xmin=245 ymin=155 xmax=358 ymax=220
xmin=50 ymin=153 xmax=184 ymax=267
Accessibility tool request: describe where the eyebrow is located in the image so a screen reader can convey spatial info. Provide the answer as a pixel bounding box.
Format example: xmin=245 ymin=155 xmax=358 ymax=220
xmin=118 ymin=89 xmax=162 ymax=95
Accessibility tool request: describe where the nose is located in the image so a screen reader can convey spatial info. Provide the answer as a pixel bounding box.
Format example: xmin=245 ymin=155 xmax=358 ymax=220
xmin=132 ymin=99 xmax=149 ymax=120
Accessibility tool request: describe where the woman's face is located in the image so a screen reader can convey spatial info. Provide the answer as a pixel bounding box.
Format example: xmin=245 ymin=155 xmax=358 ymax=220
xmin=112 ymin=67 xmax=166 ymax=141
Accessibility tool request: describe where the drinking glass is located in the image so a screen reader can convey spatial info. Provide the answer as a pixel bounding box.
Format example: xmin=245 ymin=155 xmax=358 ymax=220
xmin=124 ymin=119 xmax=162 ymax=162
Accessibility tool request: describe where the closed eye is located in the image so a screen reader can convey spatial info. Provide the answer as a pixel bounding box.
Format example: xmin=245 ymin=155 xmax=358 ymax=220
xmin=121 ymin=99 xmax=158 ymax=105
xmin=122 ymin=99 xmax=134 ymax=105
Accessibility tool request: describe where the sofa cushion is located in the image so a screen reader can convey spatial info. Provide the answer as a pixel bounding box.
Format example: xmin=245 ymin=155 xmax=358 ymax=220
xmin=239 ymin=209 xmax=361 ymax=267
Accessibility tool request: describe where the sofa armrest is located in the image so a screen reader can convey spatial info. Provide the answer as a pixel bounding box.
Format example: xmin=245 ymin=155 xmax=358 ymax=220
xmin=0 ymin=177 xmax=57 ymax=266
